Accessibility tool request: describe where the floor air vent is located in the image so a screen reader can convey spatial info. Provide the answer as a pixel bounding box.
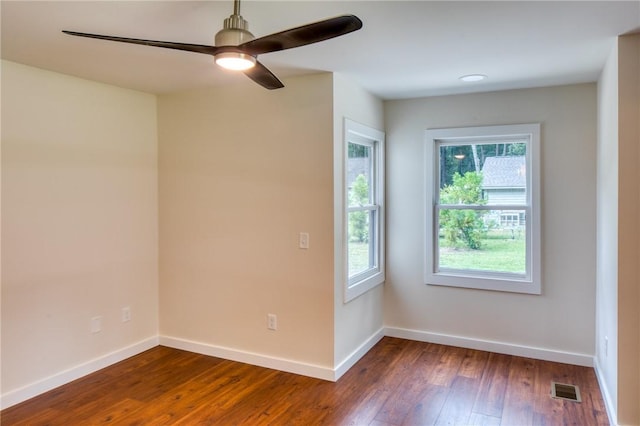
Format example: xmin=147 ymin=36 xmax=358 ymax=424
xmin=551 ymin=382 xmax=581 ymax=402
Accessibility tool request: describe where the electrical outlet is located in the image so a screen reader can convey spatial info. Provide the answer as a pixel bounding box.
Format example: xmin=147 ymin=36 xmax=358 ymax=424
xmin=299 ymin=232 xmax=309 ymax=249
xmin=91 ymin=316 xmax=102 ymax=334
xmin=121 ymin=306 xmax=131 ymax=323
xmin=267 ymin=313 xmax=277 ymax=330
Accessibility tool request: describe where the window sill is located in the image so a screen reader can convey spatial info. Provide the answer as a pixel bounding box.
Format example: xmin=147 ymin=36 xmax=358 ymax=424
xmin=345 ymin=271 xmax=384 ymax=302
xmin=426 ymin=271 xmax=541 ymax=295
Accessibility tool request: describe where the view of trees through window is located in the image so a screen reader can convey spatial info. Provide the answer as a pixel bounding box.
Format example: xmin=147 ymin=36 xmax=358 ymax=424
xmin=344 ymin=119 xmax=385 ymax=300
xmin=437 ymin=142 xmax=527 ymax=275
xmin=347 ymin=142 xmax=375 ymax=277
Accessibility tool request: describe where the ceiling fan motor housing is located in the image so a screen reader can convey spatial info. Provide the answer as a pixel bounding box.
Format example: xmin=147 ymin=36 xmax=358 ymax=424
xmin=215 ymin=14 xmax=254 ymax=47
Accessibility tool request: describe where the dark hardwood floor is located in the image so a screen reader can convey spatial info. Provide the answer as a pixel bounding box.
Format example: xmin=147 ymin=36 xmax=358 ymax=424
xmin=1 ymin=337 xmax=609 ymax=425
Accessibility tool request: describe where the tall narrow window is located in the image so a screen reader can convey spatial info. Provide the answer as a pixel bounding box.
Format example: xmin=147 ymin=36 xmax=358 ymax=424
xmin=425 ymin=124 xmax=541 ymax=294
xmin=344 ymin=119 xmax=385 ymax=301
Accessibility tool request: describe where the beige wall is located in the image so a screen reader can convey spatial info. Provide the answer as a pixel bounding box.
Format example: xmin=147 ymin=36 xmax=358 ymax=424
xmin=332 ymin=74 xmax=385 ymax=367
xmin=158 ymin=74 xmax=336 ymax=368
xmin=1 ymin=61 xmax=159 ymax=394
xmin=616 ymin=33 xmax=640 ymax=426
xmin=384 ymin=84 xmax=597 ymax=356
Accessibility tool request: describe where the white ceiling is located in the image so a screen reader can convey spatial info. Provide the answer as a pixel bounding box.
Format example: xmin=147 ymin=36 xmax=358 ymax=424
xmin=2 ymin=1 xmax=639 ymax=100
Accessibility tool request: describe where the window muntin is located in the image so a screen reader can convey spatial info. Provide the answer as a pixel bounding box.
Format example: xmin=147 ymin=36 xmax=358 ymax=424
xmin=425 ymin=124 xmax=540 ymax=294
xmin=344 ymin=119 xmax=385 ymax=301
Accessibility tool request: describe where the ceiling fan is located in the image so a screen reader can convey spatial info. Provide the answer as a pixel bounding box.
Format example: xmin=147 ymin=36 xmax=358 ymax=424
xmin=63 ymin=0 xmax=362 ymax=90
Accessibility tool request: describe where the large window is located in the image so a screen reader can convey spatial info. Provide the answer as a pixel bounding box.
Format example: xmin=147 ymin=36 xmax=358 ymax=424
xmin=344 ymin=119 xmax=385 ymax=301
xmin=425 ymin=124 xmax=541 ymax=294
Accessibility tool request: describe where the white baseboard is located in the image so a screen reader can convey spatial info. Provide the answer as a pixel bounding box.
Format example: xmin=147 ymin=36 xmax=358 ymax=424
xmin=0 ymin=336 xmax=159 ymax=410
xmin=384 ymin=327 xmax=594 ymax=367
xmin=160 ymin=329 xmax=384 ymax=383
xmin=594 ymin=357 xmax=618 ymax=426
xmin=159 ymin=335 xmax=336 ymax=381
xmin=334 ymin=328 xmax=385 ymax=380
xmin=2 ymin=329 xmax=599 ymax=411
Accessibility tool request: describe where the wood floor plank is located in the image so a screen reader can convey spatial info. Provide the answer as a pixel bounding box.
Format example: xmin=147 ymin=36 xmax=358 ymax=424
xmin=468 ymin=411 xmax=502 ymax=426
xmin=323 ymin=338 xmax=426 ymax=425
xmin=459 ymin=349 xmax=490 ymax=379
xmin=167 ymin=365 xmax=279 ymax=424
xmin=373 ymin=342 xmax=435 ymax=425
xmin=1 ymin=338 xmax=609 ymax=426
xmin=428 ymin=345 xmax=466 ymax=387
xmin=579 ymin=392 xmax=610 ymax=425
xmin=338 ymin=387 xmax=395 ymax=426
xmin=401 ymin=383 xmax=449 ymax=426
xmin=473 ymin=352 xmax=511 ymax=418
xmin=83 ymin=398 xmax=146 ymax=424
xmin=207 ymin=371 xmax=315 ymax=425
xmin=532 ymin=359 xmax=565 ymax=425
xmin=435 ymin=376 xmax=481 ymax=425
xmin=500 ymin=356 xmax=537 ymax=426
xmin=0 ymin=407 xmax=64 ymax=426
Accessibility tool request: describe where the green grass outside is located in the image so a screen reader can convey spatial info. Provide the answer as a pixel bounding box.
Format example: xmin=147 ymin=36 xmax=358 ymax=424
xmin=439 ymin=229 xmax=526 ymax=273
xmin=348 ymin=229 xmax=525 ymax=276
xmin=348 ymin=241 xmax=370 ymax=276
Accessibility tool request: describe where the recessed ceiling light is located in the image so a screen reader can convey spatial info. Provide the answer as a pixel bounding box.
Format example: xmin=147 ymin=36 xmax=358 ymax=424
xmin=459 ymin=74 xmax=487 ymax=82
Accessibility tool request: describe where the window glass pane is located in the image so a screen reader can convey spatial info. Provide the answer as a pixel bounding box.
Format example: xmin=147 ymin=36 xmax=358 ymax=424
xmin=438 ymin=208 xmax=526 ymax=274
xmin=348 ymin=210 xmax=374 ymax=276
xmin=426 ymin=124 xmax=539 ymax=294
xmin=439 ymin=143 xmax=527 ymax=205
xmin=347 ymin=143 xmax=372 ymax=207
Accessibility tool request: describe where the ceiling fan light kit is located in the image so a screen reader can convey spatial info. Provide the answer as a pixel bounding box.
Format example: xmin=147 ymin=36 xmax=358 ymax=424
xmin=62 ymin=0 xmax=362 ymax=89
xmin=215 ymin=52 xmax=256 ymax=71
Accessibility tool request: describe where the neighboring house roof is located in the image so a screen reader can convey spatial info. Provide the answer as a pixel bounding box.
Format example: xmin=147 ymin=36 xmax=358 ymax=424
xmin=481 ymin=156 xmax=526 ymax=189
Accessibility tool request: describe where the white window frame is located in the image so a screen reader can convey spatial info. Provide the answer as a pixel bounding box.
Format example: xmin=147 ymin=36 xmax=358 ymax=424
xmin=344 ymin=119 xmax=385 ymax=302
xmin=424 ymin=123 xmax=541 ymax=294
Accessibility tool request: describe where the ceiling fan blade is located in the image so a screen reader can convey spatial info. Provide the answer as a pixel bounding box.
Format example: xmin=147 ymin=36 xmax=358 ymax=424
xmin=239 ymin=15 xmax=362 ymax=55
xmin=243 ymin=61 xmax=284 ymax=90
xmin=62 ymin=31 xmax=219 ymax=56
